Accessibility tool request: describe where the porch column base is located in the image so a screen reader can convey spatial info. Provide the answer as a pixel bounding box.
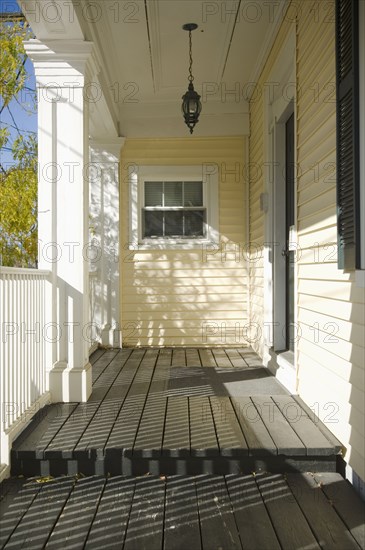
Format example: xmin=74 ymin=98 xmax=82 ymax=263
xmin=101 ymin=324 xmax=121 ymax=348
xmin=49 ymin=361 xmax=92 ymax=403
xmin=265 ymin=348 xmax=297 ymax=394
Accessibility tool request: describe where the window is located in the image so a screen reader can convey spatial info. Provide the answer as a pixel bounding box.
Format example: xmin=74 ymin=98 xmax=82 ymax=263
xmin=143 ymin=181 xmax=206 ymax=239
xmin=336 ymin=0 xmax=361 ymax=270
xmin=129 ymin=165 xmax=219 ymax=248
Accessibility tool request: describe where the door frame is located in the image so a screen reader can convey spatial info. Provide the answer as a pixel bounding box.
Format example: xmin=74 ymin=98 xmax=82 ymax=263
xmin=263 ymin=24 xmax=298 ymax=392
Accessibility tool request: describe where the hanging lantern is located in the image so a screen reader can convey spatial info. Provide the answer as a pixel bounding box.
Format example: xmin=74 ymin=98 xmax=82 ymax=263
xmin=181 ymin=23 xmax=201 ymax=134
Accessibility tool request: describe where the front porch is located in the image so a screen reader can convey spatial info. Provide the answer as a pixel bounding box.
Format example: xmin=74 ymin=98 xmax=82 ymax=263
xmin=1 ymin=347 xmax=363 ymax=550
xmin=11 ymin=348 xmax=341 ymax=478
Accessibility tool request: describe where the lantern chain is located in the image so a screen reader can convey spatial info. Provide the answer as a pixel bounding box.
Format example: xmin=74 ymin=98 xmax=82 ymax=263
xmin=188 ymin=30 xmax=194 ymax=82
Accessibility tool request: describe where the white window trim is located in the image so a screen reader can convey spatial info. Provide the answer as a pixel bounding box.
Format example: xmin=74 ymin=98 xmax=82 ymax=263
xmin=129 ymin=165 xmax=219 ymax=249
xmin=358 ymin=0 xmax=365 ymax=280
xmin=263 ymin=24 xmax=296 ymax=356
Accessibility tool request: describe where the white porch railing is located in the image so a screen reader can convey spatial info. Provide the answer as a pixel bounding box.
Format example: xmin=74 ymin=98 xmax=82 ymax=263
xmin=0 ymin=267 xmax=51 ymax=479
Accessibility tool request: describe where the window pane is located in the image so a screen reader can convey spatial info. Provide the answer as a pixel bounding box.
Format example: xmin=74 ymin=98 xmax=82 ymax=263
xmin=184 ymin=181 xmax=203 ymax=206
xmin=165 ymin=211 xmax=184 ymax=236
xmin=145 ymin=182 xmax=163 ymax=206
xmin=143 ymin=210 xmax=163 ymax=237
xmin=164 ymin=182 xmax=183 ymax=206
xmin=184 ymin=210 xmax=205 ymax=236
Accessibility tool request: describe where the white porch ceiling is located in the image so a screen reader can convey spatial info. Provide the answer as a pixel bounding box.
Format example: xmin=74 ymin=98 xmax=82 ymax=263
xmin=20 ymin=0 xmax=288 ymax=138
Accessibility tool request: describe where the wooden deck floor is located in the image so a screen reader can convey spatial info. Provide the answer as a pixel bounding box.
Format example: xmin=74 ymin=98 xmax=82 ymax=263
xmin=11 ymin=348 xmax=342 ymax=477
xmin=0 ymin=472 xmax=364 ymax=549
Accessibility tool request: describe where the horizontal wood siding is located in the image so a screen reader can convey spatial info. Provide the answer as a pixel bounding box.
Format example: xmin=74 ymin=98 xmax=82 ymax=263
xmin=249 ymin=89 xmax=265 ymax=358
xmin=120 ymin=137 xmax=247 ymax=347
xmin=296 ymin=1 xmax=365 ymax=480
xmin=248 ymin=0 xmax=365 ymax=479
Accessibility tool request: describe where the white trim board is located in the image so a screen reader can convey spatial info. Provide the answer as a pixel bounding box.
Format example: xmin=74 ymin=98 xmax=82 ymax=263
xmin=128 ymin=165 xmax=219 ymax=249
xmin=262 ymin=24 xmax=297 ymax=389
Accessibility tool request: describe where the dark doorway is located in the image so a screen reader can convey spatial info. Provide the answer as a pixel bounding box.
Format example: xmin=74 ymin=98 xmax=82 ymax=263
xmin=285 ymin=113 xmax=295 ymax=351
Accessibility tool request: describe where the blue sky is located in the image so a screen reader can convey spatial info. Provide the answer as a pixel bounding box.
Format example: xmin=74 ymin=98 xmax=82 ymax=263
xmin=0 ymin=0 xmax=37 ymax=168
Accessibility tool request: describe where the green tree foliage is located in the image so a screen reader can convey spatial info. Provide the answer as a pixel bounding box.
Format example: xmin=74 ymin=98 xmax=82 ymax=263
xmin=0 ymin=22 xmax=28 ymax=109
xmin=0 ymin=20 xmax=37 ymax=267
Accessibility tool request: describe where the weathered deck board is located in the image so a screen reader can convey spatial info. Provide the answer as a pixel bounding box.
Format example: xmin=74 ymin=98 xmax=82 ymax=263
xmin=3 ymin=477 xmax=75 ymax=550
xmin=292 ymin=395 xmax=343 ymax=453
xmin=272 ymin=395 xmax=336 ymax=455
xmin=313 ymin=472 xmax=365 ymax=549
xmin=105 ymin=350 xmax=158 ymax=460
xmin=156 ymin=348 xmax=172 ymax=367
xmin=164 ymin=476 xmax=202 ymax=550
xmin=210 ymin=396 xmax=248 ymax=456
xmin=1 ymin=474 xmax=363 ymax=550
xmin=123 ymin=477 xmax=165 ymax=550
xmin=91 ymin=349 xmax=123 ymax=384
xmin=230 ymin=396 xmax=277 ymax=455
xmin=250 ymin=396 xmax=306 ymax=455
xmin=45 ymin=477 xmax=106 ymax=549
xmin=226 ymin=474 xmax=281 ymax=550
xmin=133 ymin=396 xmax=167 ymax=456
xmin=11 ymin=348 xmax=339 ymax=476
xmin=225 ymin=348 xmax=249 ymax=368
xmin=256 ymin=473 xmax=321 ymax=549
xmin=44 ymin=402 xmax=100 ymax=458
xmin=0 ymin=481 xmax=42 ymax=547
xmin=12 ymin=404 xmax=78 ymax=458
xmin=162 ymin=397 xmax=190 ymax=456
xmin=44 ymin=351 xmax=129 ymax=457
xmin=198 ymin=348 xmax=217 ymax=367
xmin=186 ymin=348 xmax=201 ymax=367
xmin=172 ymin=348 xmax=186 ymax=367
xmin=75 ymin=349 xmax=145 ymax=452
xmin=105 ymin=350 xmax=157 ymax=453
xmin=237 ymin=349 xmax=263 ymax=367
xmin=189 ymin=396 xmax=219 ymax=457
xmin=105 ymin=395 xmax=146 ymax=454
xmin=84 ymin=476 xmax=135 ymax=549
xmin=195 ymin=475 xmax=242 ymax=549
xmin=211 ymin=348 xmax=233 ymax=368
xmin=286 ymin=473 xmax=361 ymax=549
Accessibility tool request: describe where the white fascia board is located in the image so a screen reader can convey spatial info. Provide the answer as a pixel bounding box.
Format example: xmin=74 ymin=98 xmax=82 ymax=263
xmin=19 ymin=0 xmax=85 ymax=41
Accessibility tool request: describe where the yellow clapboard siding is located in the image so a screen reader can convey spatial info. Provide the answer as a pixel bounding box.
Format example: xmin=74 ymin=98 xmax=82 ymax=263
xmin=123 ymin=339 xmax=250 ymax=348
xmin=298 ymin=187 xmax=336 ymax=219
xmin=298 ymin=279 xmax=365 ymax=304
xmin=246 ymin=0 xmax=364 ymax=478
xmin=121 ymin=317 xmax=248 ymax=329
xmin=297 ymin=158 xmax=337 ymax=203
xmin=122 ymin=285 xmax=247 ymax=296
xmin=123 ymin=276 xmax=246 ymax=287
xmin=298 ymin=314 xmax=365 ymax=370
xmin=297 ymin=263 xmax=354 ymax=282
xmin=123 ymin=300 xmax=245 ymax=320
xmin=298 ymin=294 xmax=365 ymax=325
xmin=298 ymin=207 xmax=336 ymax=233
xmin=121 ymin=137 xmax=247 ymax=346
xmin=298 ymin=326 xmax=365 ymax=371
xmin=122 ymin=293 xmax=247 ymax=304
xmin=122 ymin=259 xmax=247 ymax=271
xmin=298 ymin=350 xmax=364 ymax=417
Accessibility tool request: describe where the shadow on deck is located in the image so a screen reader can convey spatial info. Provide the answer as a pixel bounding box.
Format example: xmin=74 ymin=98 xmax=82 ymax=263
xmin=11 ymin=348 xmax=342 ymax=477
xmin=0 ymin=472 xmax=364 ymax=549
xmin=2 ymin=348 xmax=364 ymax=549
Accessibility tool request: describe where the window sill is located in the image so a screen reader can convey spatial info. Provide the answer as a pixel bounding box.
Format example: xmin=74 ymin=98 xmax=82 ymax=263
xmin=129 ymin=239 xmax=218 ymax=251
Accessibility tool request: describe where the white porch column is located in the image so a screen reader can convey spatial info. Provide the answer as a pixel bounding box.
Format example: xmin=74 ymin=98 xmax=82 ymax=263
xmin=89 ymin=139 xmax=125 ymax=349
xmin=25 ymin=40 xmax=98 ymax=402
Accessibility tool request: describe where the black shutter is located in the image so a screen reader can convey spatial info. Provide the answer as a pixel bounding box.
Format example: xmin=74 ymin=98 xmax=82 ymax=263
xmin=336 ymin=0 xmax=360 ymax=270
